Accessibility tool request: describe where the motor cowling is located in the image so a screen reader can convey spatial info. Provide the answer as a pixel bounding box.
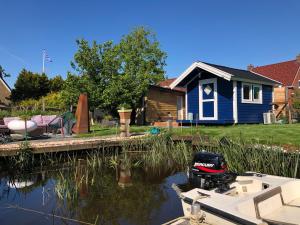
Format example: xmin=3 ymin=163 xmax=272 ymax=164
xmin=188 ymin=151 xmax=236 ymax=191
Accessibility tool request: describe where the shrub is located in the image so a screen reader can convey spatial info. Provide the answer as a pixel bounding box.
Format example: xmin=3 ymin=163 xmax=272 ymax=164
xmin=16 ymin=92 xmax=66 ymax=111
xmin=0 ymin=110 xmax=11 ymax=119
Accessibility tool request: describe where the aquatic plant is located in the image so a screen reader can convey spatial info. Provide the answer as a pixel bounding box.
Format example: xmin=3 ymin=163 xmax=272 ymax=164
xmin=10 ymin=141 xmax=34 ymax=171
xmin=195 ymin=136 xmax=300 ymax=178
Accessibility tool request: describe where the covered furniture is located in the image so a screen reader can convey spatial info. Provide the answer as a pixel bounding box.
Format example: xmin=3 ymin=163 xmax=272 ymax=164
xmin=31 ymin=115 xmax=57 ymax=133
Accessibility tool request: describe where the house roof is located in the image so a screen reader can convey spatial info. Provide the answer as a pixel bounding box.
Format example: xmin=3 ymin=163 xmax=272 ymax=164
xmin=252 ymin=60 xmax=300 ymax=86
xmin=157 ymin=78 xmax=186 ymax=92
xmin=170 ymin=61 xmax=281 ymax=89
xmin=0 ymin=76 xmax=11 ymax=92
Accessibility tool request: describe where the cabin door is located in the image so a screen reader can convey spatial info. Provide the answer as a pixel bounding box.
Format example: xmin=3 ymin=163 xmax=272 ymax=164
xmin=177 ymin=96 xmax=183 ymax=120
xmin=199 ymin=78 xmax=218 ymax=120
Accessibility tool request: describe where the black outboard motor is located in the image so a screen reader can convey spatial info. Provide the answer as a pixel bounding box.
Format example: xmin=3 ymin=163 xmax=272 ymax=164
xmin=188 ymin=151 xmax=236 ymax=192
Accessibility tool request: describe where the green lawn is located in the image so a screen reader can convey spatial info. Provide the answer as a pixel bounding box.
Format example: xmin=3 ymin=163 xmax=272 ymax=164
xmin=77 ymin=125 xmax=149 ymax=138
xmin=77 ymin=124 xmax=300 ymax=147
xmin=172 ymin=124 xmax=300 ymax=146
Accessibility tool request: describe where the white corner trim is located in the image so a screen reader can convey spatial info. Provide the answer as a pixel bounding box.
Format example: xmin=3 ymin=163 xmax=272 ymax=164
xmin=233 ymin=81 xmax=238 ymax=123
xmin=199 ymin=78 xmax=218 ymax=120
xmin=272 ymin=87 xmax=275 ymax=111
xmin=241 ymin=82 xmax=263 ymax=104
xmin=170 ymin=62 xmax=233 ymax=89
xmin=185 ymin=89 xmax=188 ymax=120
xmin=0 ymin=78 xmax=11 ymax=93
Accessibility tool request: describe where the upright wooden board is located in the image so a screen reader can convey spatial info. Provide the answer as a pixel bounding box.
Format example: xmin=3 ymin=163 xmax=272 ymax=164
xmin=72 ymin=93 xmax=90 ymax=134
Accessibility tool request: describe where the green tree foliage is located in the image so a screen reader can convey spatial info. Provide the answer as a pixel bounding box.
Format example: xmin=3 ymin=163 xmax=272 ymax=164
xmin=103 ymin=27 xmax=166 ymax=109
xmin=292 ymin=89 xmax=300 ymax=114
xmin=63 ymin=27 xmax=167 ymax=113
xmin=11 ymin=69 xmax=50 ymax=102
xmin=11 ymin=69 xmax=64 ymax=103
xmin=0 ymin=65 xmax=10 ymax=78
xmin=49 ymin=75 xmax=64 ymax=92
xmin=18 ymin=92 xmax=66 ymax=110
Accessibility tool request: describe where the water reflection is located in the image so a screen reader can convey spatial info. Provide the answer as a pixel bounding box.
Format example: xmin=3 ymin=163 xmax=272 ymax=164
xmin=0 ymin=162 xmax=188 ymax=225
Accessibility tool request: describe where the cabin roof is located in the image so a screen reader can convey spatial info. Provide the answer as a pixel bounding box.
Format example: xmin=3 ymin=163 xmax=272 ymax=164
xmin=170 ymin=61 xmax=281 ymax=89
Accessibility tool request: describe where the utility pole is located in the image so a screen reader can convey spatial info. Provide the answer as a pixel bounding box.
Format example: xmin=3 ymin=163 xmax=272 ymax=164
xmin=42 ymin=50 xmax=45 ymax=74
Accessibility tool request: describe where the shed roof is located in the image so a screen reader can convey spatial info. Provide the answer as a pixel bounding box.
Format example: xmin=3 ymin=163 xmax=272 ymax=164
xmin=157 ymin=78 xmax=186 ymax=92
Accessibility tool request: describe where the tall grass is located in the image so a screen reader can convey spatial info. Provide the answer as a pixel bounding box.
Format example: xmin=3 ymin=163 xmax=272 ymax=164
xmin=121 ymin=134 xmax=194 ymax=172
xmin=3 ymin=134 xmax=300 ymax=203
xmin=195 ymin=137 xmax=300 ymax=178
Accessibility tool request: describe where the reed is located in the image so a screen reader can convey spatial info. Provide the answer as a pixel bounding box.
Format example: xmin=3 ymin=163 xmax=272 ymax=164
xmin=195 ymin=137 xmax=300 ymax=178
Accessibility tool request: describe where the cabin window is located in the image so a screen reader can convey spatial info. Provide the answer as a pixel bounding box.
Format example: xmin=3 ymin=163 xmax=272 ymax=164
xmin=242 ymin=83 xmax=262 ymax=104
xmin=243 ymin=84 xmax=251 ymax=100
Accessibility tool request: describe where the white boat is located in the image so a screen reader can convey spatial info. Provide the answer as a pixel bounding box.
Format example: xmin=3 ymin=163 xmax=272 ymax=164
xmin=7 ymin=119 xmax=37 ymax=134
xmin=172 ymin=172 xmax=300 ymax=225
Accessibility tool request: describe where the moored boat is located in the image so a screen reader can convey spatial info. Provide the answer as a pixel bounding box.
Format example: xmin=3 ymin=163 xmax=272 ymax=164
xmin=177 ymin=172 xmax=300 ymax=225
xmin=165 ymin=151 xmax=300 ymax=225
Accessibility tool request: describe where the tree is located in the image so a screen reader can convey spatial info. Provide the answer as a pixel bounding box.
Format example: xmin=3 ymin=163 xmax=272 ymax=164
xmin=0 ymin=65 xmax=10 ymax=78
xmin=10 ymin=69 xmax=50 ymax=102
xmin=102 ymin=27 xmax=166 ymax=109
xmin=49 ymin=75 xmax=64 ymax=92
xmin=63 ymin=27 xmax=167 ymax=114
xmin=64 ymin=38 xmax=120 ymax=110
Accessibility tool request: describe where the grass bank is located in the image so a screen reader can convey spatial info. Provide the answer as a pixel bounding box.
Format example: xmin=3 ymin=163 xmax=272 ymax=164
xmin=78 ymin=124 xmax=300 ymax=147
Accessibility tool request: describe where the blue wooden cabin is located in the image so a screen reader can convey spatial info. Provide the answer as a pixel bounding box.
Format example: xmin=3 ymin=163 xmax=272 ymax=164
xmin=170 ymin=62 xmax=281 ymax=124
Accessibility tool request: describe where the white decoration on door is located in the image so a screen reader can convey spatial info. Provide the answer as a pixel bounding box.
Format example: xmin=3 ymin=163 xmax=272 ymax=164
xmin=204 ymin=85 xmax=212 ymax=95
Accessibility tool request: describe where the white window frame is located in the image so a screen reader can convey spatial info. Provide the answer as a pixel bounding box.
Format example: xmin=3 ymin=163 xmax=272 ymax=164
xmin=241 ymin=82 xmax=262 ymax=104
xmin=199 ymin=78 xmax=218 ymax=120
xmin=241 ymin=83 xmax=252 ymax=103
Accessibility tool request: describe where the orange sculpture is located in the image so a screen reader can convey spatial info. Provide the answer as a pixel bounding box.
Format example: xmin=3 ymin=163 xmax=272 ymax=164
xmin=72 ymin=93 xmax=90 ymax=134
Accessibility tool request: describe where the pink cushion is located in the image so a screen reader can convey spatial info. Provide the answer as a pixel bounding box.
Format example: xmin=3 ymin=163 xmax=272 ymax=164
xmin=31 ymin=115 xmax=43 ymax=125
xmin=3 ymin=117 xmax=20 ymax=125
xmin=42 ymin=115 xmax=57 ymax=125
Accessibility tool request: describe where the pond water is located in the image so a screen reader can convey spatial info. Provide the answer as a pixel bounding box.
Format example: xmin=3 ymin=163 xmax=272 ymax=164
xmin=0 ymin=166 xmax=191 ymax=225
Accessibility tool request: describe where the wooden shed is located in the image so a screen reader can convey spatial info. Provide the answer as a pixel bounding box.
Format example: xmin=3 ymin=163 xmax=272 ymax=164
xmin=136 ymin=82 xmax=185 ymax=126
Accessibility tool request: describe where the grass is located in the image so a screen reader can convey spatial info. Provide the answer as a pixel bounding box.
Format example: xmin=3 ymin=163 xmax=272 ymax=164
xmin=77 ymin=123 xmax=300 ymax=147
xmin=76 ymin=125 xmax=150 ymax=138
xmin=173 ymin=124 xmax=300 ymax=146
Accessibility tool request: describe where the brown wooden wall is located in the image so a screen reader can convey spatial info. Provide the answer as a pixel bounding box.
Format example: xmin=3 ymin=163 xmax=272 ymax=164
xmin=0 ymin=79 xmax=10 ymax=105
xmin=145 ymin=87 xmax=185 ymax=123
xmin=274 ymin=87 xmax=286 ymax=104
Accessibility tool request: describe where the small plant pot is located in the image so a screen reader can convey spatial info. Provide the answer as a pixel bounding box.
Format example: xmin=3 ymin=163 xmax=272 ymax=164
xmin=118 ymin=109 xmax=132 ymax=137
xmin=118 ymin=109 xmax=132 ymax=123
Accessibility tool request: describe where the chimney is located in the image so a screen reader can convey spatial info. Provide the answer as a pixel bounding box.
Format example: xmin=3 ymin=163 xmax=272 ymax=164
xmin=247 ymin=64 xmax=254 ymax=71
xmin=296 ymin=54 xmax=300 ymax=63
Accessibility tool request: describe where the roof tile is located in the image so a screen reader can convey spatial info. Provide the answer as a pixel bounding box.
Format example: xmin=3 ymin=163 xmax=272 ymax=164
xmin=252 ymin=60 xmax=300 ymax=86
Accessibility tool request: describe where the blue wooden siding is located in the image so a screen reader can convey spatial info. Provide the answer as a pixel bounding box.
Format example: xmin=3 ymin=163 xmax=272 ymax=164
xmin=237 ymin=82 xmax=272 ymax=123
xmin=186 ymin=72 xmax=234 ymax=124
xmin=187 ymin=77 xmax=199 ymax=120
xmin=217 ymin=78 xmax=233 ymax=123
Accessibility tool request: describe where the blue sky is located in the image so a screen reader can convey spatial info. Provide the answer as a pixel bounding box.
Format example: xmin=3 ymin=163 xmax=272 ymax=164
xmin=0 ymin=0 xmax=299 ymax=88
